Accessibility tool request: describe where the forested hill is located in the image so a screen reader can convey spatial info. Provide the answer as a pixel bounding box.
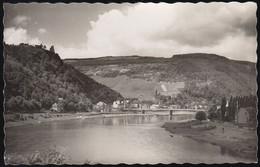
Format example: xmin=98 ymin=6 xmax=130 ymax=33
xmin=64 ymin=53 xmax=256 ymax=104
xmin=4 ymin=43 xmax=122 ymax=113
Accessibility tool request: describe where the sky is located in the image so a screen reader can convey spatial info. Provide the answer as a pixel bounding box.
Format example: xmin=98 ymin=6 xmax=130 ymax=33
xmin=3 ymin=2 xmax=257 ymax=62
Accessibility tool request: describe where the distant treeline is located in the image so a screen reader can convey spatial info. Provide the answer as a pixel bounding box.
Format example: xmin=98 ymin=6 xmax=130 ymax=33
xmin=64 ymin=56 xmax=168 ymax=66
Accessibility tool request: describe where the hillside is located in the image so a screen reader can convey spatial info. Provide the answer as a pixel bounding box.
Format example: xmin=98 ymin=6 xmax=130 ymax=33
xmin=4 ymin=43 xmax=122 ymax=113
xmin=91 ymin=75 xmax=184 ymax=100
xmin=64 ymin=54 xmax=257 ymax=104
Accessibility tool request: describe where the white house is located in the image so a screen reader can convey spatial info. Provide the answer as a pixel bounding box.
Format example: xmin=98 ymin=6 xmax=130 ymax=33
xmin=96 ymin=101 xmax=107 ymax=112
xmin=97 ymin=101 xmax=106 ymax=107
xmin=150 ymin=104 xmax=159 ymax=109
xmin=51 ymin=103 xmax=61 ymax=112
xmin=113 ymin=100 xmax=121 ymax=108
xmin=51 ymin=103 xmax=58 ymax=112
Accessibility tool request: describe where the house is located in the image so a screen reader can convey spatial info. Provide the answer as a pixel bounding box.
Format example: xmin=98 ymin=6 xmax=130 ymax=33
xmin=96 ymin=101 xmax=107 ymax=112
xmin=51 ymin=103 xmax=61 ymax=112
xmin=113 ymin=101 xmax=121 ymax=108
xmin=140 ymin=104 xmax=149 ymax=109
xmin=51 ymin=103 xmax=58 ymax=112
xmin=203 ymin=105 xmax=208 ymax=109
xmin=129 ymin=103 xmax=139 ymax=108
xmin=170 ymin=105 xmax=180 ymax=109
xmin=201 ymin=99 xmax=207 ymax=104
xmin=150 ymin=104 xmax=159 ymax=109
xmin=97 ymin=101 xmax=106 ymax=107
xmin=235 ymin=108 xmax=249 ymax=124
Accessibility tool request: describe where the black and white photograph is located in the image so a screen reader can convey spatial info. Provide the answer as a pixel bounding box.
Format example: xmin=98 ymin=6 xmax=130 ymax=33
xmin=3 ymin=1 xmax=258 ymax=165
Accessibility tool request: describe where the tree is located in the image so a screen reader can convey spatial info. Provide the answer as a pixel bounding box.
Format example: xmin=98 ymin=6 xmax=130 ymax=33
xmin=221 ymin=97 xmax=226 ymax=121
xmin=227 ymin=96 xmax=234 ymax=121
xmin=195 ymin=111 xmax=207 ymax=121
xmin=50 ymin=45 xmax=55 ymax=53
xmin=237 ymin=96 xmax=241 ymax=109
xmin=208 ymin=104 xmax=219 ymax=120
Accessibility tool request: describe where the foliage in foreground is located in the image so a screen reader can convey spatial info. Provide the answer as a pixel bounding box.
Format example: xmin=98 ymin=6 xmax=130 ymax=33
xmin=5 ymin=145 xmax=70 ymax=165
xmin=84 ymin=159 xmax=99 ymax=165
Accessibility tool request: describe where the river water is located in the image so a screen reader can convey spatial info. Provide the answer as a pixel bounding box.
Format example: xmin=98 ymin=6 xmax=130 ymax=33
xmin=5 ymin=114 xmax=250 ymax=164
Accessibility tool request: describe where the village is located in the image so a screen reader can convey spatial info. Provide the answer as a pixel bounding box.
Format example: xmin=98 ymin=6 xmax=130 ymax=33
xmin=50 ymin=98 xmax=208 ymax=113
xmin=48 ymin=96 xmax=254 ymax=126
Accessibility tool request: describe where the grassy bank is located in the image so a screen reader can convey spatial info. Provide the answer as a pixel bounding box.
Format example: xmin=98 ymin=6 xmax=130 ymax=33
xmin=162 ymin=120 xmax=257 ymax=162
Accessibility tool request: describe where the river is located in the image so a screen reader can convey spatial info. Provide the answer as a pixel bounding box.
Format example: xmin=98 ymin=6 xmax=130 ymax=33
xmin=4 ymin=114 xmax=250 ymax=164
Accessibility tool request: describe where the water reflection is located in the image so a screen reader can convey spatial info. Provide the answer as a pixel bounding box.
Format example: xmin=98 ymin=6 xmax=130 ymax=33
xmin=86 ymin=114 xmax=193 ymax=126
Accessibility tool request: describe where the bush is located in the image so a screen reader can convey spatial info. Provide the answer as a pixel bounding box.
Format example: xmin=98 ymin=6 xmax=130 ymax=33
xmin=195 ymin=111 xmax=207 ymax=121
xmin=84 ymin=159 xmax=98 ymax=165
xmin=208 ymin=112 xmax=220 ymax=120
xmin=5 ymin=145 xmax=70 ymax=165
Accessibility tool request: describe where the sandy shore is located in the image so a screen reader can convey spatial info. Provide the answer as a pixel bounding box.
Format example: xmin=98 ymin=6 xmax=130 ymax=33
xmin=162 ymin=120 xmax=257 ymax=162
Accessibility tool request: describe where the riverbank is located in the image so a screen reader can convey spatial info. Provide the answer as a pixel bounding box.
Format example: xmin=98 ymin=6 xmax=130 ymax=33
xmin=4 ymin=112 xmax=137 ymax=128
xmin=4 ymin=111 xmax=191 ymax=128
xmin=162 ymin=120 xmax=257 ymax=162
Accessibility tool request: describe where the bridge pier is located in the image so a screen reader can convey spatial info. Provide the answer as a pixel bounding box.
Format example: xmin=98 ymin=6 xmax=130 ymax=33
xmin=170 ymin=110 xmax=173 ymax=120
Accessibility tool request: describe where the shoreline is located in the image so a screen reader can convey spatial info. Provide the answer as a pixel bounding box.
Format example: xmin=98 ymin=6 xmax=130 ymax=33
xmin=162 ymin=120 xmax=257 ymax=162
xmin=4 ymin=111 xmax=193 ymax=128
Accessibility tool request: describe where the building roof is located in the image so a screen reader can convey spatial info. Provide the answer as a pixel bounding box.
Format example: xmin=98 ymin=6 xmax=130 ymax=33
xmin=97 ymin=101 xmax=106 ymax=105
